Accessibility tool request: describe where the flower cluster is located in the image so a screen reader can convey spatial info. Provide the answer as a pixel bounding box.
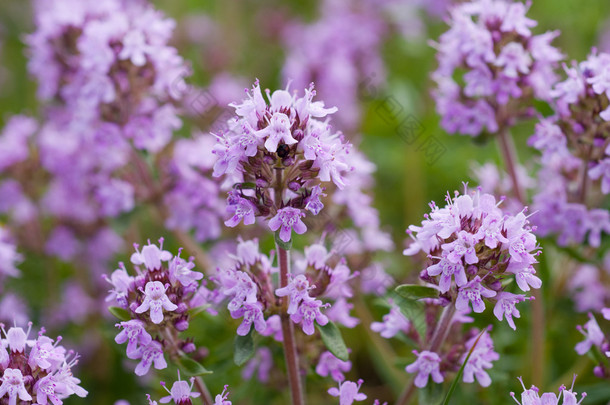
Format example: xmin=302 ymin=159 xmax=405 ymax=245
xmin=0 ymin=322 xmax=87 ymax=404
xmin=105 ymin=238 xmax=204 ymax=375
xmin=432 ymin=0 xmax=562 ymax=136
xmin=212 ymin=81 xmax=353 ymax=242
xmin=214 ymin=238 xmax=359 ymax=337
xmin=163 ymin=134 xmax=223 ymax=242
xmin=27 ymin=0 xmax=187 ymax=153
xmin=529 ymin=50 xmax=610 ymax=247
xmin=510 ymin=376 xmax=586 ymax=404
xmin=404 ymin=187 xmax=541 ymax=329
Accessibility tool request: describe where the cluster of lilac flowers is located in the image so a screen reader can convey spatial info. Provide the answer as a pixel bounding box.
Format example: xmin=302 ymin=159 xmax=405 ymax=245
xmin=105 ymin=239 xmax=203 ymax=376
xmin=214 ymin=238 xmax=359 ymax=337
xmin=432 ymin=0 xmax=563 ymax=136
xmin=27 ymin=0 xmax=186 ymax=153
xmin=529 ymin=50 xmax=610 ymax=247
xmin=0 ymin=322 xmax=87 ymax=404
xmin=212 ymin=81 xmax=353 ymax=242
xmin=404 ymin=186 xmax=541 ymax=328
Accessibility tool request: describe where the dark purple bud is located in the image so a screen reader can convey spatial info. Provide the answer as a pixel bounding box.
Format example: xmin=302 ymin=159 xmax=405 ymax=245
xmin=175 ymin=319 xmax=189 ymax=331
xmin=182 ymin=342 xmax=196 ymax=353
xmin=176 ymin=302 xmax=188 ymax=314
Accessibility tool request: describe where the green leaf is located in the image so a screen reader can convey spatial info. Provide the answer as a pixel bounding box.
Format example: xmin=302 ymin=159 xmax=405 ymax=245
xmin=177 ymin=356 xmax=212 ymax=376
xmin=316 ymin=321 xmax=349 ymax=361
xmin=234 ymin=182 xmax=257 ymax=190
xmin=108 ymin=306 xmax=131 ymax=322
xmin=395 ymin=284 xmax=439 ymax=300
xmin=393 ymin=293 xmax=427 ymax=339
xmin=188 ymin=305 xmax=211 ymax=318
xmin=274 ymin=230 xmax=293 ymax=250
xmin=234 ymin=329 xmax=255 ymax=366
xmin=441 ymin=328 xmax=488 ymax=405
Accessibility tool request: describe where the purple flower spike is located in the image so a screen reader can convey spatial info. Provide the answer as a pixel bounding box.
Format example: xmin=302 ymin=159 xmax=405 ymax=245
xmin=269 ymin=207 xmax=307 ymax=242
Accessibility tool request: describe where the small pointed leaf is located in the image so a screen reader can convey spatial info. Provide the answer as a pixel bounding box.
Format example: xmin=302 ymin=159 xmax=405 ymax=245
xmin=316 ymin=321 xmax=349 ymax=361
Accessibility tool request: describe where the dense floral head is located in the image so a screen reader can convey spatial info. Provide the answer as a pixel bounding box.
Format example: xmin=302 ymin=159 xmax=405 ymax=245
xmin=212 ymin=81 xmax=353 ymax=241
xmin=432 ymin=0 xmax=563 ymax=136
xmin=105 ymin=238 xmax=204 ymax=375
xmin=27 ymin=0 xmax=186 ymax=152
xmin=0 ymin=322 xmax=87 ymax=404
xmin=528 ymin=50 xmax=610 ymax=247
xmin=405 ymin=185 xmax=541 ymax=328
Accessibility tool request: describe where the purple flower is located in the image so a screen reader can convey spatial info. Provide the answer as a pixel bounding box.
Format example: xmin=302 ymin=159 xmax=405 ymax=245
xmin=456 ymin=276 xmax=497 ymax=313
xmin=290 ymin=297 xmax=329 ymax=335
xmin=115 ymin=320 xmax=153 ymax=359
xmin=575 ymin=314 xmax=605 ymax=355
xmin=257 ymin=112 xmax=297 ymax=153
xmin=134 ymin=341 xmax=167 ymax=376
xmin=327 ymin=379 xmax=367 ymax=405
xmin=275 ymin=275 xmax=314 ymax=315
xmin=0 ymin=369 xmax=32 ymax=404
xmin=442 ymin=231 xmax=479 ymax=264
xmin=426 ymin=254 xmax=468 ymax=293
xmin=214 ymin=385 xmax=232 ymax=405
xmin=224 ymin=194 xmax=256 ymax=227
xmin=135 ymin=281 xmax=179 ymax=324
xmin=231 ymin=302 xmax=267 ymax=336
xmin=168 ymin=252 xmax=203 ymax=287
xmin=371 ymin=301 xmax=410 ymax=339
xmin=159 ymin=371 xmax=201 ymax=404
xmin=316 ymin=351 xmax=352 ymax=383
xmin=304 ymin=185 xmax=326 ymax=215
xmin=242 ymin=347 xmax=273 ymax=383
xmin=325 ymin=298 xmax=359 ymax=328
xmin=405 ymin=350 xmax=444 ymax=388
xmin=130 ymin=239 xmax=173 ymax=271
xmin=28 ymin=335 xmax=66 ymax=371
xmin=33 ymin=374 xmax=62 ymax=405
xmin=510 ymin=376 xmax=587 ymax=405
xmin=493 ymin=292 xmax=530 ymax=330
xmin=460 ymin=330 xmax=499 ymax=387
xmin=269 ymin=207 xmax=307 ymax=242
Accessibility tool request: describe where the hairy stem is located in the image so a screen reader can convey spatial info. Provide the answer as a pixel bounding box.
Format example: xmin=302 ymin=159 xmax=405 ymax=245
xmin=395 ymin=304 xmax=456 ymax=405
xmin=277 ymin=246 xmax=305 ymax=405
xmin=497 ymin=127 xmax=545 ymax=386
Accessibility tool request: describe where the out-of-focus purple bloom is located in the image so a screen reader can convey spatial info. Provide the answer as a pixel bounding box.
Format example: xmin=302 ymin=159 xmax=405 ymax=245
xmin=316 ymin=351 xmax=352 ymax=383
xmin=405 ymin=350 xmax=444 ymax=388
xmin=461 ymin=330 xmax=499 ymax=387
